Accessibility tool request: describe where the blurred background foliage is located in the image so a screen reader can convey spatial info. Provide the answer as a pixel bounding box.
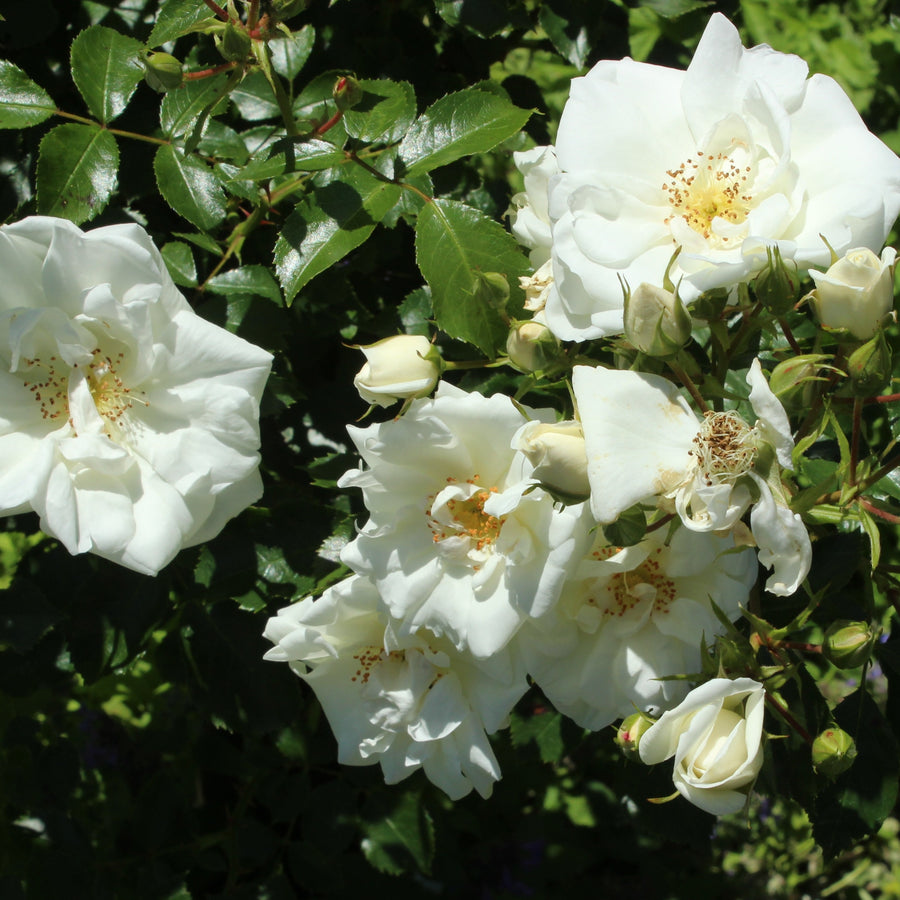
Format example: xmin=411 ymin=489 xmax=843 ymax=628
xmin=2 ymin=0 xmax=900 ymax=897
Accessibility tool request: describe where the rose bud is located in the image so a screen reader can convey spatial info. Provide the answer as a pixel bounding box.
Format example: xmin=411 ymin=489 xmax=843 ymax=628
xmin=822 ymin=620 xmax=878 ymax=669
xmin=352 ymin=334 xmax=441 ymax=407
xmin=623 ymin=282 xmax=691 ymax=357
xmin=755 ymin=244 xmax=799 ymax=315
xmin=846 ymin=329 xmax=892 ymax=397
xmin=139 ymin=51 xmax=183 ymax=93
xmin=812 ymin=726 xmax=857 ymax=778
xmin=511 ymin=419 xmax=590 ymax=498
xmin=506 ymin=320 xmax=562 ymax=373
xmin=333 ymin=75 xmax=363 ymax=112
xmin=809 ymin=246 xmax=897 ymax=341
xmin=615 ymin=712 xmax=655 ymax=760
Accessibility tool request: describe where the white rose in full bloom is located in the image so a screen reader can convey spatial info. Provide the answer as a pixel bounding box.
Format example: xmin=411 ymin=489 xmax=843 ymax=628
xmin=519 ymin=527 xmax=756 ymax=730
xmin=639 ymin=677 xmax=765 ymax=816
xmin=353 ymin=334 xmax=441 ymax=407
xmin=573 ymin=359 xmax=811 ymax=596
xmin=809 ymin=247 xmax=897 ymax=340
xmin=338 ymin=383 xmax=594 ymax=659
xmin=263 ymin=575 xmax=528 ymax=799
xmin=542 ymin=13 xmax=900 ymax=341
xmin=0 ymin=216 xmax=272 ymax=575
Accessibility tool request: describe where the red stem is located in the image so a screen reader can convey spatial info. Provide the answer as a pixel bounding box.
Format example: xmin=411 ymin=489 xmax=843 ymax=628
xmin=313 ymin=111 xmax=343 ymax=137
xmin=183 ymin=61 xmax=238 ymax=80
xmin=202 ymin=0 xmax=229 ymax=20
xmin=765 ymin=692 xmax=813 ymax=745
xmin=859 ymin=498 xmax=900 ymax=524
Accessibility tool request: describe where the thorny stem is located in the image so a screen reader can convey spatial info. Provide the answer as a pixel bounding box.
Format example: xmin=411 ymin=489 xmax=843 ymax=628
xmin=859 ymin=498 xmax=900 ymax=524
xmin=765 ymin=691 xmax=814 ymax=745
xmin=666 ymin=358 xmax=709 ymax=413
xmin=183 ymin=61 xmax=239 ymax=80
xmin=202 ymin=0 xmax=229 ymax=20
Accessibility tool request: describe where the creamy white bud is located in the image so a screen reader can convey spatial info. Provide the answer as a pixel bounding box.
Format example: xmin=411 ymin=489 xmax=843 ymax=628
xmin=623 ymin=283 xmax=691 ymax=356
xmin=809 ymin=246 xmax=897 ymax=340
xmin=353 ymin=335 xmax=440 ymax=407
xmin=512 ymin=420 xmax=589 ymax=497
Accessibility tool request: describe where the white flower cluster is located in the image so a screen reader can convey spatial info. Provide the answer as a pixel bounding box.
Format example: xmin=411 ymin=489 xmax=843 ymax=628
xmin=266 ymin=13 xmax=900 ymax=815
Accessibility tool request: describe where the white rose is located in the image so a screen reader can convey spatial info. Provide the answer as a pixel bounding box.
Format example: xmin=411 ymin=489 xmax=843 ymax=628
xmin=0 ymin=216 xmax=272 ymax=575
xmin=352 ymin=334 xmax=440 ymax=407
xmin=263 ymin=575 xmax=528 ymax=799
xmin=543 ymin=13 xmax=900 ymax=341
xmin=639 ymin=677 xmax=765 ymax=815
xmin=511 ymin=419 xmax=589 ymax=497
xmin=809 ymin=246 xmax=897 ymax=340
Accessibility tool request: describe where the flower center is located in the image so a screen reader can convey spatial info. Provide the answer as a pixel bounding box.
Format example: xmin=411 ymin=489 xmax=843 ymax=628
xmin=426 ymin=476 xmax=505 ymax=554
xmin=21 ymin=356 xmax=69 ymax=424
xmin=83 ymin=348 xmax=143 ymax=424
xmin=584 ymin=547 xmax=676 ymax=618
xmin=663 ymin=150 xmax=753 ymax=242
xmin=690 ymin=411 xmax=757 ymax=485
xmin=350 ymin=646 xmax=404 ymax=685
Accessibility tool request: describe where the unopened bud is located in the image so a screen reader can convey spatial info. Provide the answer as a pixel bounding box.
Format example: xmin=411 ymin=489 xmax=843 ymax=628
xmin=689 ymin=286 xmax=729 ymax=322
xmin=333 ymin=75 xmax=363 ymax=112
xmin=472 ymin=271 xmax=510 ymax=313
xmin=846 ymin=330 xmax=892 ymax=397
xmin=755 ymin=244 xmax=799 ymax=315
xmin=812 ymin=726 xmax=857 ymax=778
xmin=823 ymin=620 xmax=878 ymax=669
xmin=216 ymin=22 xmax=252 ymax=62
xmin=768 ymin=354 xmax=832 ymax=413
xmin=615 ymin=712 xmax=655 ymax=760
xmin=139 ymin=50 xmax=183 ymax=93
xmin=506 ymin=320 xmax=562 ymax=373
xmin=512 ymin=419 xmax=589 ymax=498
xmin=623 ymin=282 xmax=691 ymax=356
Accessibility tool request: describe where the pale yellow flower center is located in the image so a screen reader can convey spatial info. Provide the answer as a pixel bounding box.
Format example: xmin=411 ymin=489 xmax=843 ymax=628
xmin=663 ymin=151 xmax=753 ymax=242
xmin=585 ymin=547 xmax=677 ymax=617
xmin=426 ymin=476 xmax=506 ymax=553
xmin=690 ymin=411 xmax=757 ymax=485
xmin=22 ymin=347 xmax=146 ymax=435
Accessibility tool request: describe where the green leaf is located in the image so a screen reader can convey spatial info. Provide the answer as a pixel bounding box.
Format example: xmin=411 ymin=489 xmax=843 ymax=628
xmin=161 ymin=241 xmax=197 ymax=287
xmin=398 ymin=287 xmax=433 ymax=337
xmin=433 ymin=0 xmax=512 ymax=38
xmin=230 ymin=70 xmax=280 ymax=122
xmin=292 ymin=70 xmax=348 ymax=145
xmin=343 ymin=78 xmax=416 ymax=145
xmin=207 ymin=265 xmax=283 ymax=305
xmin=160 ymin=73 xmax=229 ymax=138
xmin=638 ymin=0 xmax=713 ymax=17
xmin=274 ymin=165 xmax=401 ymax=303
xmin=510 ymin=709 xmax=565 ymax=764
xmin=415 ymin=198 xmax=529 ymax=354
xmin=360 ymin=791 xmax=435 ymax=876
xmin=539 ymin=2 xmax=591 ymax=69
xmin=230 ymin=137 xmax=345 ymax=182
xmin=154 ymin=144 xmax=227 ymax=230
xmin=173 ymin=230 xmax=222 ymax=254
xmin=0 ymin=61 xmax=55 ymax=129
xmin=70 ymin=25 xmax=144 ymax=124
xmin=36 ymin=123 xmax=118 ymax=224
xmin=149 ymin=0 xmax=218 ymax=47
xmin=399 ymin=86 xmax=531 ymax=176
xmin=270 ymin=24 xmax=315 ymax=81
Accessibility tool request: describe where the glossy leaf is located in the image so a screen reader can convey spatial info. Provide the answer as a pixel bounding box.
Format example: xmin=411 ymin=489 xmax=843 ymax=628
xmin=230 ymin=70 xmax=281 ymax=122
xmin=70 ymin=25 xmax=144 ymax=124
xmin=154 ymin=144 xmax=227 ymax=231
xmin=270 ymin=24 xmax=316 ymax=81
xmin=399 ymin=87 xmax=531 ymax=176
xmin=229 ymin=138 xmax=345 ymax=182
xmin=0 ymin=61 xmax=55 ymax=129
xmin=343 ymin=78 xmax=416 ymax=145
xmin=207 ymin=265 xmax=283 ymax=305
xmin=415 ymin=198 xmax=529 ymax=354
xmin=160 ymin=73 xmax=229 ymax=139
xmin=359 ymin=791 xmax=435 ymax=876
xmin=274 ymin=166 xmax=401 ymax=303
xmin=36 ymin=123 xmax=118 ymax=224
xmin=148 ymin=0 xmax=218 ymax=47
xmin=161 ymin=241 xmax=198 ymax=287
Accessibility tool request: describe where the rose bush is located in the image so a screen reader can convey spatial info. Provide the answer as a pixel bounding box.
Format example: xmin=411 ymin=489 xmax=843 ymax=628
xmin=0 ymin=217 xmax=272 ymax=575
